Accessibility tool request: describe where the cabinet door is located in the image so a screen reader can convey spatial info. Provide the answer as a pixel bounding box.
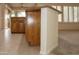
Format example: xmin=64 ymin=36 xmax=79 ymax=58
xmin=11 ymin=21 xmax=19 ymax=33
xmin=11 ymin=17 xmax=25 ymax=33
xmin=32 ymin=11 xmax=40 ymax=46
xmin=25 ymin=11 xmax=40 ymax=46
xmin=19 ymin=22 xmax=25 ymax=33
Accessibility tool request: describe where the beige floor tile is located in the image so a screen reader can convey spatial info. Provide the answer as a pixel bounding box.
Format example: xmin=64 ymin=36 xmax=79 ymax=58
xmin=0 ymin=28 xmax=40 ymax=55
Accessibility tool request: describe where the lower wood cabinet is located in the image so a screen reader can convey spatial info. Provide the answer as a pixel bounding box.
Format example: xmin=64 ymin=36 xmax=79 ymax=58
xmin=25 ymin=10 xmax=40 ymax=46
xmin=11 ymin=17 xmax=25 ymax=33
xmin=11 ymin=11 xmax=40 ymax=46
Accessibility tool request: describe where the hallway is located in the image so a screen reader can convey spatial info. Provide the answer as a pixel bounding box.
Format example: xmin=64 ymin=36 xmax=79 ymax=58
xmin=0 ymin=28 xmax=40 ymax=55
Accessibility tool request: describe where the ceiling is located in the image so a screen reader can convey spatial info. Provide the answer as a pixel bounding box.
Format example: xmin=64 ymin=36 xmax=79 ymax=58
xmin=8 ymin=3 xmax=49 ymax=8
xmin=7 ymin=3 xmax=79 ymax=10
xmin=8 ymin=3 xmax=37 ymax=7
xmin=7 ymin=3 xmax=51 ymax=11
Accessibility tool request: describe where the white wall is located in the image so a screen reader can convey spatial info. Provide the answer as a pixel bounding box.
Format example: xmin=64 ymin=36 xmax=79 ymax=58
xmin=4 ymin=5 xmax=11 ymax=29
xmin=0 ymin=4 xmax=12 ymax=29
xmin=0 ymin=4 xmax=5 ymax=29
xmin=40 ymin=7 xmax=58 ymax=54
xmin=40 ymin=8 xmax=48 ymax=54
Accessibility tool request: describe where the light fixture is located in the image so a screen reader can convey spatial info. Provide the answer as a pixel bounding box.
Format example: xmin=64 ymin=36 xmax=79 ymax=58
xmin=20 ymin=3 xmax=25 ymax=10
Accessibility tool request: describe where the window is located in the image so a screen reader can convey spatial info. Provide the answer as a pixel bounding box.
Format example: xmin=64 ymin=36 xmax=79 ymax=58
xmin=69 ymin=6 xmax=73 ymax=22
xmin=58 ymin=14 xmax=62 ymax=22
xmin=17 ymin=11 xmax=26 ymax=17
xmin=74 ymin=6 xmax=77 ymax=22
xmin=77 ymin=7 xmax=79 ymax=22
xmin=52 ymin=6 xmax=62 ymax=22
xmin=63 ymin=6 xmax=69 ymax=22
xmin=63 ymin=6 xmax=79 ymax=23
xmin=11 ymin=10 xmax=26 ymax=17
xmin=52 ymin=5 xmax=79 ymax=23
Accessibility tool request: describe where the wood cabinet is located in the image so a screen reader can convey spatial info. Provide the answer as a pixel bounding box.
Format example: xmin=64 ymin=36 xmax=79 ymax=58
xmin=11 ymin=17 xmax=25 ymax=33
xmin=25 ymin=10 xmax=40 ymax=46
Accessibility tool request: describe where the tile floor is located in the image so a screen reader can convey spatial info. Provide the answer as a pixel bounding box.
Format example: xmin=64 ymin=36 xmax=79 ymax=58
xmin=50 ymin=31 xmax=79 ymax=55
xmin=1 ymin=28 xmax=79 ymax=55
xmin=0 ymin=28 xmax=40 ymax=55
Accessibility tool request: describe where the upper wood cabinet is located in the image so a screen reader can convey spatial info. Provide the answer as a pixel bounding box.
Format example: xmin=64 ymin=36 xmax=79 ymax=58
xmin=11 ymin=17 xmax=25 ymax=33
xmin=25 ymin=10 xmax=40 ymax=46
